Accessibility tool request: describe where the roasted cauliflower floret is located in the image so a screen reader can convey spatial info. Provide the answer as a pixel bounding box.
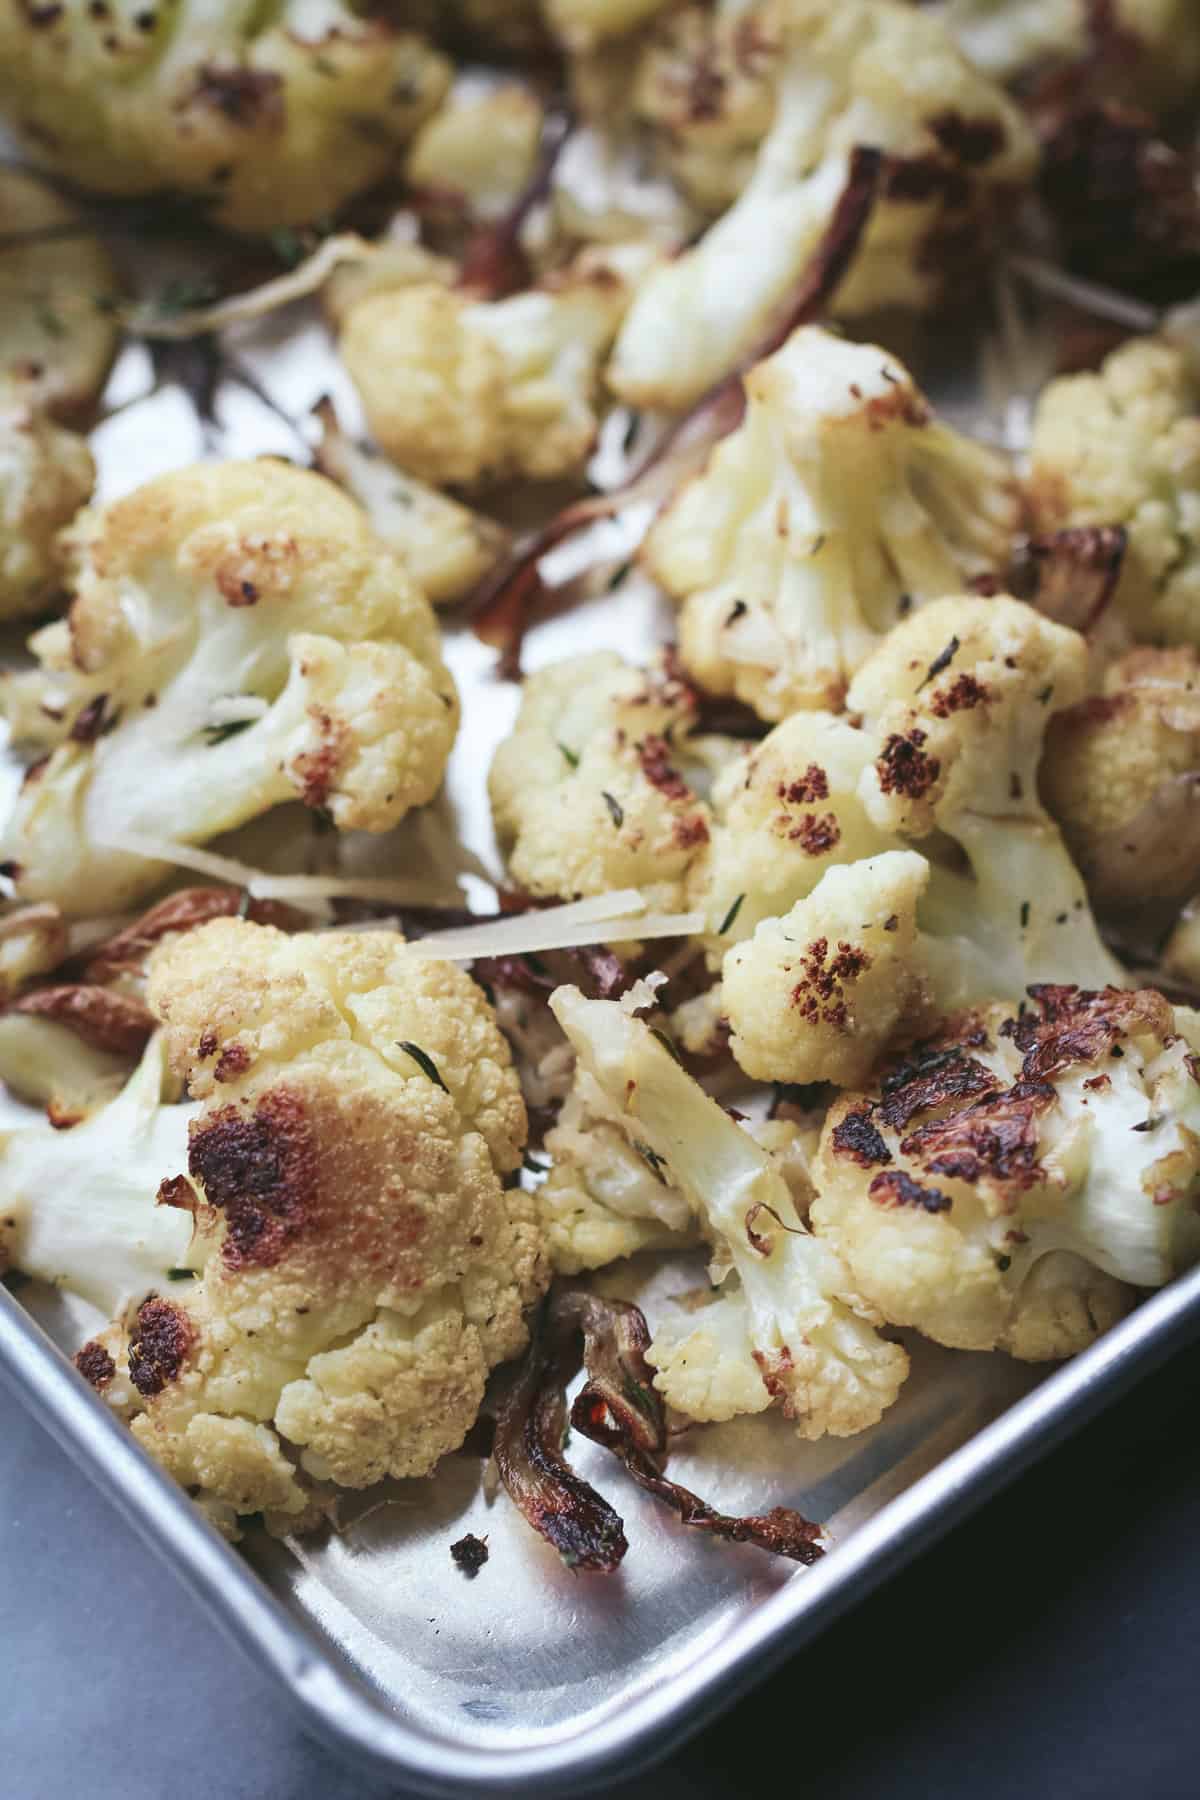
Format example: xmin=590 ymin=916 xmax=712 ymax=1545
xmin=607 ymin=0 xmax=1036 ymax=409
xmin=0 ymin=0 xmax=450 ymax=236
xmin=0 ymin=461 xmax=459 ymax=915
xmin=724 ymin=850 xmax=933 ymax=1089
xmin=0 ymin=1033 xmax=199 ymax=1320
xmin=813 ymin=983 xmax=1200 ymax=1357
xmin=0 ymin=167 xmax=122 ymax=422
xmin=405 ymin=83 xmax=544 ymax=225
xmin=0 ymin=379 xmax=94 ymax=621
xmin=68 ymin=920 xmax=545 ymax=1528
xmin=545 ymin=0 xmax=673 ymax=50
xmin=340 ymin=246 xmax=652 ymax=489
xmin=1041 ymin=647 xmax=1200 ymax=906
xmin=489 ymin=651 xmax=714 ymax=911
xmin=312 ymin=400 xmax=508 ymax=608
xmin=1028 ymin=338 xmax=1200 ymax=653
xmin=847 ymin=595 xmax=1125 ymax=997
xmin=550 ymin=985 xmax=909 ymax=1438
xmin=644 ymin=325 xmax=1022 ymax=720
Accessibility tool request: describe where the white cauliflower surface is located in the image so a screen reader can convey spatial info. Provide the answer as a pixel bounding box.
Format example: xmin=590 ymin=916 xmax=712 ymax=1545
xmin=0 ymin=459 xmax=459 ymax=915
xmin=607 ymin=0 xmax=1036 ymax=409
xmin=813 ymin=984 xmax=1200 ymax=1357
xmin=644 ymin=325 xmax=1022 ymax=720
xmin=58 ymin=919 xmax=546 ymax=1529
xmin=550 ymin=985 xmax=909 ymax=1439
xmin=0 ymin=378 xmax=95 ymax=621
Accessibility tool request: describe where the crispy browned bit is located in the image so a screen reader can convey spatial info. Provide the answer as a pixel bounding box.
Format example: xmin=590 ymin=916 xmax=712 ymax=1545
xmin=127 ymin=1296 xmax=195 ymax=1397
xmin=875 ymin=729 xmax=940 ymax=801
xmin=900 ymin=1079 xmax=1054 ymax=1189
xmin=1011 ymin=527 xmax=1126 ymax=634
xmin=449 ymin=1532 xmax=489 ymax=1577
xmin=85 ymin=887 xmax=302 ymax=984
xmin=12 ymin=984 xmax=156 ymax=1057
xmin=786 ymin=811 xmax=840 ymax=855
xmin=471 ymin=147 xmax=882 ymax=676
xmin=779 ymin=765 xmax=829 ymax=804
xmin=74 ymin=1340 xmax=115 ymax=1389
xmin=188 ymin=1088 xmax=317 ymax=1270
xmin=68 ymin=694 xmax=111 ymax=744
xmin=830 ymin=1105 xmax=892 ymax=1168
xmin=638 ymin=734 xmax=692 ymax=801
xmin=494 ymin=1287 xmax=825 ymax=1573
xmin=214 ymin=1042 xmax=251 ymax=1083
xmin=868 ymin=1169 xmax=952 ymax=1213
xmin=930 ymin=674 xmax=988 ymax=718
xmin=790 ymin=938 xmax=871 ymax=1031
xmin=877 ymin=1040 xmax=999 ymax=1132
xmin=1002 ymin=984 xmax=1174 ymax=1082
xmin=190 ymin=65 xmax=283 ymax=129
xmin=156 ymin=1173 xmax=196 ymax=1212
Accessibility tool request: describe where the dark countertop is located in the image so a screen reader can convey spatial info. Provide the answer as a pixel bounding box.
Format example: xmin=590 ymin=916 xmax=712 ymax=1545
xmin=3 ymin=1333 xmax=1199 ymax=1800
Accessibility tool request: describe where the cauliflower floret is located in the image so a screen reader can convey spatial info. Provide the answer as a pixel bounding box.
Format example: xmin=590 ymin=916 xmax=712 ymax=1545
xmin=725 ymin=850 xmax=933 ymax=1089
xmin=0 ymin=0 xmax=450 ymax=236
xmin=644 ymin=325 xmax=1022 ymax=720
xmin=813 ymin=983 xmax=1200 ymax=1357
xmin=928 ymin=0 xmax=1200 ymax=114
xmin=539 ymin=1069 xmax=698 ymax=1273
xmin=550 ymin=984 xmax=909 ymax=1438
xmin=1041 ymin=647 xmax=1200 ymax=906
xmin=66 ymin=920 xmax=545 ymax=1527
xmin=313 ymin=400 xmax=508 ymax=608
xmin=693 ymin=710 xmax=899 ymax=959
xmin=847 ymin=595 xmax=1125 ymax=998
xmin=339 ymin=246 xmax=653 ymax=489
xmin=406 ymin=83 xmax=544 ymax=224
xmin=0 ymin=461 xmax=459 ymax=915
xmin=0 ymin=1032 xmax=199 ymax=1319
xmin=0 ymin=379 xmax=94 ymax=621
xmin=0 ymin=167 xmax=122 ymax=422
xmin=607 ymin=0 xmax=1036 ymax=409
xmin=1028 ymin=338 xmax=1200 ymax=653
xmin=0 ymin=902 xmax=67 ymax=1002
xmin=489 ymin=651 xmax=714 ymax=911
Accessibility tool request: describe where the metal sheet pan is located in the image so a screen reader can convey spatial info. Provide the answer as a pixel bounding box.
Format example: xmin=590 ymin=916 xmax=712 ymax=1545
xmin=5 ymin=1270 xmax=1200 ymax=1795
xmin=3 ymin=254 xmax=1199 ymax=1796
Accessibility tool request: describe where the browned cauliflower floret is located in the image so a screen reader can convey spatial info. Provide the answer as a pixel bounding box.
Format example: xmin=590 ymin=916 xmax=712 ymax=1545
xmin=70 ymin=920 xmax=545 ymax=1531
xmin=0 ymin=460 xmax=459 ymax=914
xmin=1027 ymin=337 xmax=1200 ymax=654
xmin=0 ymin=377 xmax=94 ymax=621
xmin=1041 ymin=646 xmax=1200 ymax=906
xmin=813 ymin=985 xmax=1200 ymax=1358
xmin=488 ymin=650 xmax=715 ymax=911
xmin=339 ymin=246 xmax=653 ymax=489
xmin=0 ymin=0 xmax=450 ymax=236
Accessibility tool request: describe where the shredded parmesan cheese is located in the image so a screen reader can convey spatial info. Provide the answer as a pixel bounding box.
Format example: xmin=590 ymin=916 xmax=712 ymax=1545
xmin=406 ymin=895 xmax=704 ymax=962
xmin=126 ymin=234 xmax=373 ymax=340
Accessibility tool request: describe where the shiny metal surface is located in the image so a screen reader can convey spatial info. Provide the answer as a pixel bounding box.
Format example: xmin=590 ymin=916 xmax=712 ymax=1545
xmin=4 ymin=1270 xmax=1200 ymax=1794
xmin=4 ymin=301 xmax=1199 ymax=1796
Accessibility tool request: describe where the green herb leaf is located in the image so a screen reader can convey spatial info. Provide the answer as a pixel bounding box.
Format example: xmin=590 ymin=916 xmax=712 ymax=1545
xmin=397 ymin=1041 xmax=449 ymax=1091
xmin=558 ymin=742 xmax=580 ymax=769
xmin=153 ymin=277 xmax=220 ymax=318
xmin=718 ymin=893 xmax=745 ymax=936
xmin=523 ymin=1152 xmax=550 ymax=1174
xmin=632 ymin=1139 xmax=669 ymax=1184
xmin=1019 ymin=901 xmax=1030 ymax=929
xmin=649 ymin=1027 xmax=682 ymax=1065
xmin=269 ymin=226 xmax=305 ymax=267
xmin=166 ymin=1267 xmax=196 ymax=1282
xmin=203 ymin=717 xmax=253 ymax=747
xmin=602 ymin=791 xmax=624 ymax=828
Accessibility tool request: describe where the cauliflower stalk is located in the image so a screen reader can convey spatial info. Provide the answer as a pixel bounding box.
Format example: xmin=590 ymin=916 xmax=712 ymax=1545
xmin=0 ymin=0 xmax=450 ymax=235
xmin=489 ymin=650 xmax=715 ymax=912
xmin=1028 ymin=337 xmax=1200 ymax=654
xmin=550 ymin=985 xmax=909 ymax=1438
xmin=716 ymin=596 xmax=1126 ymax=1085
xmin=644 ymin=325 xmax=1021 ymax=719
xmin=0 ymin=1033 xmax=199 ymax=1319
xmin=0 ymin=461 xmax=459 ymax=915
xmin=607 ymin=0 xmax=1036 ymax=409
xmin=813 ymin=984 xmax=1200 ymax=1358
xmin=66 ymin=920 xmax=545 ymax=1530
xmin=340 ymin=245 xmax=656 ymax=489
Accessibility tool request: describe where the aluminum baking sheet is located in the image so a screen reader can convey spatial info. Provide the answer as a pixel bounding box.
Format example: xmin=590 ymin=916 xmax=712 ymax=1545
xmin=3 ymin=264 xmax=1200 ymax=1798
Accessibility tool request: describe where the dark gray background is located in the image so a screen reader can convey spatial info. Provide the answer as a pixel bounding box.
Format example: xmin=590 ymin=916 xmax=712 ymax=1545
xmin=3 ymin=1333 xmax=1198 ymax=1800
